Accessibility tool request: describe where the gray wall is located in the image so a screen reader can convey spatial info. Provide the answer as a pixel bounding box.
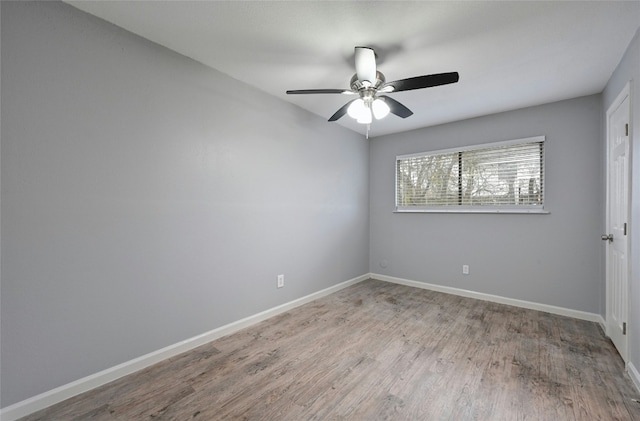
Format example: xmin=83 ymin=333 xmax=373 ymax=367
xmin=0 ymin=2 xmax=369 ymax=407
xmin=370 ymin=95 xmax=603 ymax=313
xmin=603 ymin=28 xmax=640 ymax=381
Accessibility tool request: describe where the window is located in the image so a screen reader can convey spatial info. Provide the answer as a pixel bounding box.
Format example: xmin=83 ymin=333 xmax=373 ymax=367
xmin=396 ymin=136 xmax=545 ymax=213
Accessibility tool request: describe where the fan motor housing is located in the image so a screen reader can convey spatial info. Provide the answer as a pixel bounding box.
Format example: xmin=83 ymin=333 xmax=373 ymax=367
xmin=350 ymin=71 xmax=386 ymax=93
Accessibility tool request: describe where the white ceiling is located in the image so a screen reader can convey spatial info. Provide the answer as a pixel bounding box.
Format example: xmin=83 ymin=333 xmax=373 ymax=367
xmin=65 ymin=1 xmax=640 ymax=138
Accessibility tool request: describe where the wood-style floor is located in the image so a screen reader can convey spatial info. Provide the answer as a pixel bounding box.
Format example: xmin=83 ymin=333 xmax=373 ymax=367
xmin=21 ymin=279 xmax=640 ymax=420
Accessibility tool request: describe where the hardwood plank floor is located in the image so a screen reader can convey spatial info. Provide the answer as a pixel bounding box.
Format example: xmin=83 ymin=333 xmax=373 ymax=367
xmin=20 ymin=279 xmax=640 ymax=420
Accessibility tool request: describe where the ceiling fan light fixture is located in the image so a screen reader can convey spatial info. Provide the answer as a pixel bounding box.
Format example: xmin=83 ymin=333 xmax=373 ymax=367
xmin=285 ymin=46 xmax=459 ymax=127
xmin=372 ymin=98 xmax=390 ymax=120
xmin=347 ymin=98 xmax=366 ymax=119
xmin=347 ymin=98 xmax=374 ymax=124
xmin=357 ymin=108 xmax=373 ymax=124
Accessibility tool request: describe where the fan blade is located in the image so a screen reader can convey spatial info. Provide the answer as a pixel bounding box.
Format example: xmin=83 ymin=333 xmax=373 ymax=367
xmin=355 ymin=47 xmax=376 ymax=85
xmin=286 ymin=89 xmax=353 ymax=95
xmin=328 ymin=99 xmax=357 ymax=122
xmin=379 ymin=96 xmax=413 ymax=118
xmin=383 ymin=72 xmax=459 ymax=92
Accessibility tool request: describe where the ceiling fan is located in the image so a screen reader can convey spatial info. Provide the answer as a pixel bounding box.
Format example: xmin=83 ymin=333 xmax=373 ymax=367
xmin=286 ymin=46 xmax=459 ymax=127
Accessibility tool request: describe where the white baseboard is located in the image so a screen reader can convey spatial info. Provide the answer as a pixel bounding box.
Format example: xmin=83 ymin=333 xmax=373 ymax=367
xmin=0 ymin=274 xmax=369 ymax=421
xmin=1 ymin=273 xmax=609 ymax=420
xmin=369 ymin=273 xmax=605 ymax=324
xmin=628 ymin=362 xmax=640 ymax=394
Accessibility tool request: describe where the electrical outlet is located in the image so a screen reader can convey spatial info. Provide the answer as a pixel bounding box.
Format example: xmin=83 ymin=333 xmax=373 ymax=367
xmin=277 ymin=274 xmax=284 ymax=288
xmin=462 ymin=265 xmax=470 ymax=275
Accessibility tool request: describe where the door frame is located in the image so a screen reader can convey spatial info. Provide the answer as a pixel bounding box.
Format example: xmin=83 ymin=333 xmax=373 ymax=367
xmin=604 ymin=81 xmax=632 ymax=364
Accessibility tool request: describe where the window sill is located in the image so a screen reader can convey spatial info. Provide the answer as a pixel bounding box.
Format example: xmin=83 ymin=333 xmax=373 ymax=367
xmin=394 ymin=208 xmax=550 ymax=214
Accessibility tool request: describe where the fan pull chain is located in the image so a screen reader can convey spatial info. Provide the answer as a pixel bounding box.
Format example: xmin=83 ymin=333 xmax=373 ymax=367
xmin=366 ymin=124 xmax=370 ymax=139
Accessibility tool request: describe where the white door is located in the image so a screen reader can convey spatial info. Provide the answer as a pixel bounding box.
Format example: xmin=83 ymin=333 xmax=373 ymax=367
xmin=604 ymin=83 xmax=631 ymax=362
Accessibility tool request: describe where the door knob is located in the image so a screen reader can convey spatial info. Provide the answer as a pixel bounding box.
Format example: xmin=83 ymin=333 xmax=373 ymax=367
xmin=601 ymin=234 xmax=614 ymax=242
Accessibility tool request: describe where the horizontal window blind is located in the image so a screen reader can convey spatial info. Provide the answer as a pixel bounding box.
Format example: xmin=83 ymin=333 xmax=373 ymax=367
xmin=396 ymin=137 xmax=544 ymax=211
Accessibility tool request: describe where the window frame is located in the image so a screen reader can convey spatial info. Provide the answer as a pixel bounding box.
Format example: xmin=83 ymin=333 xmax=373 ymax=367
xmin=395 ymin=136 xmax=548 ymax=214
